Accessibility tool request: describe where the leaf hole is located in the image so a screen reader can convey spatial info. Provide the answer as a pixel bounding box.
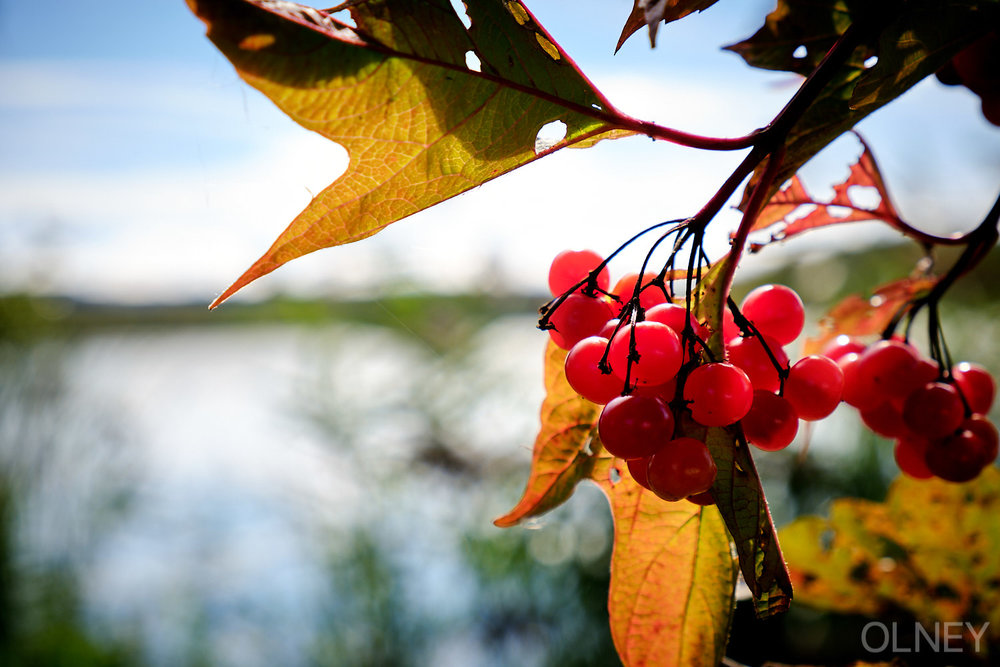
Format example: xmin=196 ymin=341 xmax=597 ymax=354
xmin=327 ymin=7 xmax=357 ymax=29
xmin=534 ymin=120 xmax=567 ymax=154
xmin=465 ymin=50 xmax=482 ymax=72
xmin=848 ymin=184 xmax=880 ymax=209
xmin=825 ymin=205 xmax=851 ymax=219
xmin=792 ymin=45 xmax=808 ymax=59
xmin=449 ymin=0 xmax=472 ymax=29
xmin=863 ymin=55 xmax=878 ymax=69
xmin=609 ymin=465 xmax=622 ymax=485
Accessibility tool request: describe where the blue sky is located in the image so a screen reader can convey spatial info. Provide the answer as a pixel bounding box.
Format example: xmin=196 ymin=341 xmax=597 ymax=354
xmin=1 ymin=0 xmax=998 ymax=303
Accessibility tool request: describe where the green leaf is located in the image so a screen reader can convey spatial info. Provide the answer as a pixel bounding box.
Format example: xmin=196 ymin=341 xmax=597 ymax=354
xmin=727 ymin=0 xmax=997 ymax=193
xmin=493 ymin=341 xmax=601 ymax=527
xmin=690 ymin=257 xmax=794 ymax=617
xmin=592 ymin=457 xmax=737 ymax=667
xmin=188 ymin=0 xmax=634 ymax=307
xmin=687 ymin=418 xmax=793 ymax=617
xmin=780 ymin=467 xmax=1000 ymax=656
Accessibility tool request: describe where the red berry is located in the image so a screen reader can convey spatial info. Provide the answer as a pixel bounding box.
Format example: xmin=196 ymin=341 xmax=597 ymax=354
xmin=598 ymin=395 xmax=675 ymax=459
xmin=925 ymin=432 xmax=987 ymax=483
xmin=742 ymin=390 xmax=799 ymax=452
xmin=548 ymin=294 xmax=614 ymax=350
xmin=598 ymin=318 xmax=620 ymax=339
xmin=784 ymin=355 xmax=844 ymax=421
xmin=960 ymin=414 xmax=999 ymax=467
xmin=951 ymin=361 xmax=996 ymax=414
xmin=631 ymin=377 xmax=678 ymax=402
xmin=740 ymin=284 xmax=805 ymax=345
xmin=894 ymin=436 xmax=934 ymax=480
xmin=983 ymin=92 xmax=1000 ymax=127
xmin=727 ymin=334 xmax=789 ymax=393
xmin=627 ymin=457 xmax=653 ymax=490
xmin=612 ymin=272 xmax=669 ymax=311
xmin=722 ymin=307 xmax=740 ymax=343
xmin=548 ymin=249 xmax=610 ymax=296
xmin=854 ymin=339 xmax=921 ymax=400
xmin=608 ymin=321 xmax=682 ymax=387
xmin=902 ymin=382 xmax=965 ymax=439
xmin=839 ymin=352 xmax=883 ymax=410
xmin=897 ymin=358 xmax=942 ymax=402
xmin=646 ymin=303 xmax=698 ymax=336
xmin=821 ymin=335 xmax=866 ymax=363
xmin=950 ymin=31 xmax=1000 ymax=96
xmin=564 ymin=336 xmax=621 ymax=404
xmin=646 ymin=437 xmax=717 ymax=501
xmin=686 ymin=490 xmax=715 ymax=506
xmin=684 ymin=362 xmax=754 ymax=427
xmin=861 ymin=400 xmax=909 ymax=439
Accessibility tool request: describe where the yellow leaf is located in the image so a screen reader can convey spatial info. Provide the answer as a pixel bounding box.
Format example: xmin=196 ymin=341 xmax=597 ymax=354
xmin=593 ymin=458 xmax=737 ymax=666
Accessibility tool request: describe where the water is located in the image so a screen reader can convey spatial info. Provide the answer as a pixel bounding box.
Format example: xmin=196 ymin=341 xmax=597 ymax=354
xmin=0 ymin=315 xmax=620 ymax=666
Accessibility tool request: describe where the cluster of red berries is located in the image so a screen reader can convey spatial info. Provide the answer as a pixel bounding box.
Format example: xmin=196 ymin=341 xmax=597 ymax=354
xmin=825 ymin=335 xmax=998 ymax=482
xmin=544 ymin=248 xmax=999 ymax=503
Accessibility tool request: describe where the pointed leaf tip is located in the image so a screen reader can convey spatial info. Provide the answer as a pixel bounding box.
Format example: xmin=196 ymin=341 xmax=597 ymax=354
xmin=494 ymin=342 xmax=602 ymax=528
xmin=190 ymin=0 xmax=632 ymax=302
xmin=616 ymin=0 xmax=722 ymax=52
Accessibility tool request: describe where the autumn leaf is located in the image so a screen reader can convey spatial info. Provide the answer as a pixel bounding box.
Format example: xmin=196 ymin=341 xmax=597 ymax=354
xmin=803 ymin=275 xmax=938 ymax=354
xmin=493 ymin=341 xmax=601 ymax=527
xmin=188 ymin=0 xmax=636 ymax=307
xmin=780 ymin=467 xmax=1000 ymax=656
xmin=592 ymin=457 xmax=736 ymax=667
xmin=616 ymin=0 xmax=720 ymax=51
xmin=746 ymin=134 xmax=903 ymax=251
xmin=727 ymin=0 xmax=995 ymax=195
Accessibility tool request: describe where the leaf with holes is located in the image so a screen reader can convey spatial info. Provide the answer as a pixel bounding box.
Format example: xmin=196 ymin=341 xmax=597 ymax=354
xmin=746 ymin=134 xmax=903 ymax=252
xmin=803 ymin=275 xmax=939 ymax=354
xmin=188 ymin=0 xmax=637 ymax=307
xmin=591 ymin=457 xmax=737 ymax=667
xmin=727 ymin=0 xmax=995 ymax=196
xmin=616 ymin=0 xmax=720 ymax=51
xmin=493 ymin=341 xmax=601 ymax=528
xmin=780 ymin=467 xmax=1000 ymax=656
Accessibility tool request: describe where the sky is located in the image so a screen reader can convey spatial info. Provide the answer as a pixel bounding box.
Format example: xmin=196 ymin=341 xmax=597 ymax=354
xmin=1 ymin=0 xmax=999 ymax=304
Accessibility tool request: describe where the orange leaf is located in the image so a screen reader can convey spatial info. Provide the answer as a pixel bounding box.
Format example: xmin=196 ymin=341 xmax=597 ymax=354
xmin=592 ymin=457 xmax=736 ymax=666
xmin=747 ymin=134 xmax=903 ymax=252
xmin=804 ymin=275 xmax=939 ymax=354
xmin=493 ymin=341 xmax=601 ymax=527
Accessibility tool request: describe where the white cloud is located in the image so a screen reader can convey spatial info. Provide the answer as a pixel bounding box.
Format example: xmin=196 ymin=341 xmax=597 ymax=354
xmin=1 ymin=59 xmax=998 ymax=304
